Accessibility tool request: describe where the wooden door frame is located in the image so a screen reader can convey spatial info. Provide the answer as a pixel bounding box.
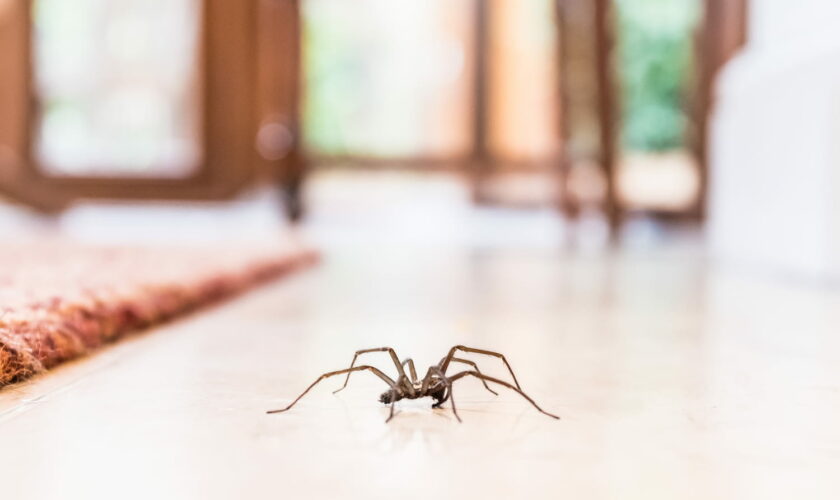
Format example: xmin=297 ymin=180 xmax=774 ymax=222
xmin=0 ymin=0 xmax=67 ymax=210
xmin=256 ymin=0 xmax=305 ymax=220
xmin=694 ymin=0 xmax=749 ymax=220
xmin=469 ymin=0 xmax=492 ymax=204
xmin=555 ymin=0 xmax=615 ymax=226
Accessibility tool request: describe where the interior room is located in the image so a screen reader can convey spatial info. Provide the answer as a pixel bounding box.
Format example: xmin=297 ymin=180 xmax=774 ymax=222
xmin=1 ymin=0 xmax=838 ymax=498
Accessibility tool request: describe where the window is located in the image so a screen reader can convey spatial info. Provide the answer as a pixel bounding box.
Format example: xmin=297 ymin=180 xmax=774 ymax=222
xmin=303 ymin=0 xmax=474 ymax=159
xmin=33 ymin=0 xmax=204 ymax=178
xmin=0 ymin=0 xmax=261 ymax=205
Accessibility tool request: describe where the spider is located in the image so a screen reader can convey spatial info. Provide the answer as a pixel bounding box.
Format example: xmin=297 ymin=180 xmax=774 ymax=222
xmin=267 ymin=345 xmax=559 ymax=422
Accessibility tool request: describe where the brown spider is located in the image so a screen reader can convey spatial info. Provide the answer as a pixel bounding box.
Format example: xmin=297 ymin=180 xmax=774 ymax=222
xmin=267 ymin=345 xmax=559 ymax=422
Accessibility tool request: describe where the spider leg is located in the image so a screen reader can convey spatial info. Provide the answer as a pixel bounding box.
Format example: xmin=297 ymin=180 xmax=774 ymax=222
xmin=385 ymin=389 xmax=399 ymax=423
xmin=431 ymin=367 xmax=460 ymax=422
xmin=333 ymin=347 xmax=410 ymax=395
xmin=267 ymin=365 xmax=397 ymax=414
xmin=439 ymin=346 xmax=523 ymax=390
xmin=401 ymin=358 xmax=418 ymax=383
xmin=440 ymin=357 xmax=498 ymax=396
xmin=447 ymin=370 xmax=559 ymax=420
xmin=419 ymin=368 xmax=447 ymax=409
xmin=419 ymin=367 xmax=436 ymax=393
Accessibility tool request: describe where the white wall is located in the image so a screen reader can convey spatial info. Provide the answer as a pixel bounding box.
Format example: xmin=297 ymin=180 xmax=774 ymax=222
xmin=708 ymin=0 xmax=840 ymax=281
xmin=748 ymin=0 xmax=840 ymax=51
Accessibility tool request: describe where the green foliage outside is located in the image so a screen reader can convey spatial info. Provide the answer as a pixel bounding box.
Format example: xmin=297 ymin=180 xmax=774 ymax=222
xmin=301 ymin=3 xmax=361 ymax=155
xmin=615 ymin=0 xmax=700 ymax=152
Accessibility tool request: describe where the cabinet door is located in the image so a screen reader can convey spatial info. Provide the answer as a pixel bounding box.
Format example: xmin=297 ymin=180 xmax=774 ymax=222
xmin=0 ymin=0 xmax=258 ymax=207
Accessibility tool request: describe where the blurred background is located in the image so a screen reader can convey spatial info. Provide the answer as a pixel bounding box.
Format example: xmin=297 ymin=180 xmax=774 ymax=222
xmin=2 ymin=0 xmax=834 ymax=281
xmin=9 ymin=5 xmax=840 ymax=497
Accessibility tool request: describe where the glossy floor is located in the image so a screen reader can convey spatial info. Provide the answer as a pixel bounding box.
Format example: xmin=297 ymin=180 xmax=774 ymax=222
xmin=1 ymin=172 xmax=839 ymax=499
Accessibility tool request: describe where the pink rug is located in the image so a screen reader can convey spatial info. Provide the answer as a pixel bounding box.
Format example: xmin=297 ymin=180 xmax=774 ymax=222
xmin=0 ymin=241 xmax=318 ymax=387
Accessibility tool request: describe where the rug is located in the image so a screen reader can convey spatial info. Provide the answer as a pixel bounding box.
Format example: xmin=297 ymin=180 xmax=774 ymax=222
xmin=0 ymin=241 xmax=318 ymax=387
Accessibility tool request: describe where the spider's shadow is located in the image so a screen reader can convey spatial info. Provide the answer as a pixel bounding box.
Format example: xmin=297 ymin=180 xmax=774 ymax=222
xmin=374 ymin=405 xmax=458 ymax=453
xmin=371 ymin=399 xmax=541 ymax=453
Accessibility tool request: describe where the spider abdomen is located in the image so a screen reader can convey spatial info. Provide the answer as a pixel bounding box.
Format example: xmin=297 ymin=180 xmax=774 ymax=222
xmin=379 ymin=391 xmax=401 ymax=404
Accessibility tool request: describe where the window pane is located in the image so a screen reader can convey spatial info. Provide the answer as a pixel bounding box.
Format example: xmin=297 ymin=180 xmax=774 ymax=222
xmin=303 ymin=0 xmax=473 ymax=158
xmin=615 ymin=0 xmax=699 ymax=153
xmin=32 ymin=0 xmax=203 ymax=177
xmin=614 ymin=0 xmax=702 ymax=211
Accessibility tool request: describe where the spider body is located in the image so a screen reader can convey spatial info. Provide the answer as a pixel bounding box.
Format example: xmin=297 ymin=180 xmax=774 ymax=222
xmin=267 ymin=345 xmax=559 ymax=422
xmin=378 ymin=379 xmax=446 ymax=406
